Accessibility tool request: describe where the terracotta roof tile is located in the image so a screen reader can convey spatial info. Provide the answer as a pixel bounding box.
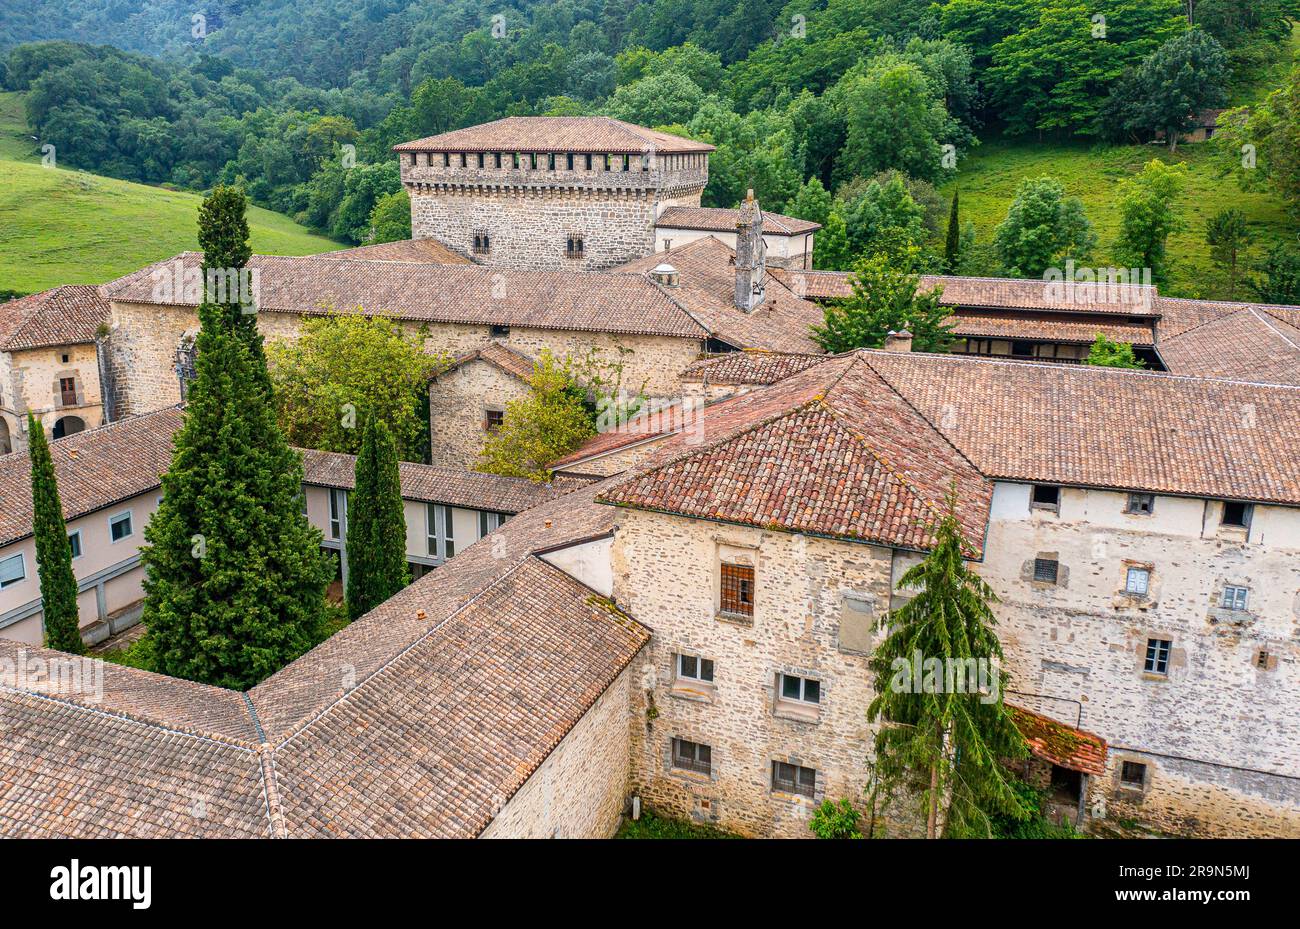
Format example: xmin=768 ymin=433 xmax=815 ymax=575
xmin=102 ymin=252 xmax=707 ymax=341
xmin=1009 ymin=704 xmax=1107 ymax=777
xmin=315 ymin=238 xmax=471 ymax=264
xmin=394 ymin=116 xmax=714 ymax=154
xmin=0 ymin=285 xmax=110 ymax=352
xmin=681 ymin=351 xmax=826 ymax=386
xmin=441 ymin=341 xmax=537 ymax=383
xmin=1157 ymin=301 xmax=1300 ymax=385
xmin=952 ymin=313 xmax=1155 ymax=347
xmin=656 ymin=206 xmax=820 ymax=235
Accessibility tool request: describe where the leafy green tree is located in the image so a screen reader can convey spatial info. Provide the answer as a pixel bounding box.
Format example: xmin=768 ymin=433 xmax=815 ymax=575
xmin=944 ymin=190 xmax=962 ymax=272
xmin=142 ymin=188 xmax=331 ymax=689
xmin=836 ymin=60 xmax=953 ymax=183
xmin=788 ymin=176 xmax=833 ymax=228
xmin=687 ymin=102 xmax=802 ymax=211
xmin=1113 ymin=160 xmax=1188 ymax=283
xmin=1204 ymin=208 xmax=1253 ymax=299
xmin=477 ymin=350 xmax=597 ymax=482
xmin=267 ymin=313 xmax=447 ymax=461
xmin=812 ymin=244 xmax=954 ymax=353
xmin=604 ymin=71 xmax=705 ymax=126
xmin=867 ymin=494 xmax=1030 ymax=838
xmin=345 ymin=416 xmax=409 ymax=620
xmin=1103 ymin=29 xmax=1229 ymax=152
xmin=809 ymin=798 xmax=864 ymax=839
xmin=1250 ymin=245 xmax=1300 ymax=305
xmin=815 ymin=208 xmax=854 ymax=270
xmin=26 ymin=413 xmax=83 ymax=655
xmin=993 ymin=176 xmax=1097 ymax=278
xmin=1086 ymin=334 xmax=1146 ymax=368
xmin=1213 ymin=67 xmax=1300 ymax=210
xmin=839 ymin=174 xmax=929 ymax=261
xmin=367 ymin=189 xmax=412 ymax=244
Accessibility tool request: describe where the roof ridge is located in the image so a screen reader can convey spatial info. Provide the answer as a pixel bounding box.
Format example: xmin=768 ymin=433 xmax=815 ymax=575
xmin=1248 ymin=306 xmax=1300 ymax=353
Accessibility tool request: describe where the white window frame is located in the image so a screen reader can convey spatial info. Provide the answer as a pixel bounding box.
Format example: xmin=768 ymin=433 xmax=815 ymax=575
xmin=675 ymin=653 xmax=714 ymax=684
xmin=0 ymin=552 xmax=26 ymax=589
xmin=329 ymin=489 xmax=347 ymax=540
xmin=426 ymin=503 xmax=456 ymax=561
xmin=67 ymin=529 xmax=82 ymax=560
xmin=1144 ymin=638 xmax=1171 ymax=676
xmin=1222 ymin=585 xmax=1249 ymax=611
xmin=778 ymin=672 xmax=821 ymax=705
xmin=1125 ymin=567 xmax=1150 ymax=596
xmin=108 ymin=510 xmax=133 ymax=544
xmin=478 ymin=510 xmax=506 ymax=539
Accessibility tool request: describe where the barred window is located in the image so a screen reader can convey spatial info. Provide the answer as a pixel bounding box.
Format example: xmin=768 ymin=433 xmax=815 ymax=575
xmin=1120 ymin=761 xmax=1147 ymax=787
xmin=720 ymin=563 xmax=754 ymax=616
xmin=566 ymin=235 xmax=585 ymax=259
xmin=485 ymin=408 xmax=505 ymax=432
xmin=1033 ymin=557 xmax=1059 ymax=584
xmin=472 ymin=231 xmax=491 ymax=255
xmin=671 ymin=738 xmax=712 ymax=775
xmin=772 ymin=761 xmax=816 ymax=798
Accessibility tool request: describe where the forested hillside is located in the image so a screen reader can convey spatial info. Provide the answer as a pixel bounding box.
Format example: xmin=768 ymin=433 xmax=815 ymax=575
xmin=3 ymin=0 xmax=1299 ymax=301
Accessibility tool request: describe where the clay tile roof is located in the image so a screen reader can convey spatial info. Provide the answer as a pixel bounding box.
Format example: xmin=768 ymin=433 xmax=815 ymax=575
xmin=773 ymin=270 xmax=1159 ymax=316
xmin=681 ymin=350 xmax=843 ymax=386
xmin=394 ymin=116 xmax=714 ymax=154
xmin=656 ymin=206 xmax=821 ymax=235
xmin=0 ymin=285 xmax=110 ymax=352
xmin=101 ymin=253 xmax=708 ymax=341
xmin=1157 ymin=301 xmax=1300 ymax=385
xmin=599 ymin=355 xmax=993 ymax=554
xmin=0 ymin=406 xmax=575 ymax=548
xmin=951 ymin=312 xmax=1156 ymax=348
xmin=616 ymin=237 xmax=824 ymax=352
xmin=441 ymin=341 xmax=537 ymax=383
xmin=314 ymin=238 xmax=471 ymax=264
xmin=1009 ymin=705 xmax=1107 ymax=777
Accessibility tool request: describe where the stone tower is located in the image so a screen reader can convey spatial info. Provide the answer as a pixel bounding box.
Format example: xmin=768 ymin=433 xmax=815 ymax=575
xmin=395 ymin=117 xmax=712 ymax=271
xmin=733 ymin=189 xmax=766 ymax=313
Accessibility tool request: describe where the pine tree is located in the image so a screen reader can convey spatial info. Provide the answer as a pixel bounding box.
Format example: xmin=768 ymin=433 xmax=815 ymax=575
xmin=868 ymin=492 xmax=1029 ymax=838
xmin=141 ymin=187 xmax=331 ymax=689
xmin=944 ymin=189 xmax=961 ymax=273
xmin=27 ymin=414 xmax=84 ymax=655
xmin=345 ymin=415 xmax=410 ymax=619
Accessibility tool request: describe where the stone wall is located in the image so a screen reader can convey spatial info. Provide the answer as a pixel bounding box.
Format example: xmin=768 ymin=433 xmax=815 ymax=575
xmin=107 ymin=300 xmax=701 ymax=419
xmin=428 ymin=356 xmax=532 ymax=470
xmin=613 ymin=508 xmax=891 ymax=838
xmin=482 ymin=665 xmax=634 ymax=838
xmin=0 ymin=343 xmax=104 ymax=451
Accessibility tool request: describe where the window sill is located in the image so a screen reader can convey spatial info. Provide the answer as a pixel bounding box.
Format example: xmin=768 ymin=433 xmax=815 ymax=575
xmin=772 ymin=700 xmax=821 ymax=725
xmin=670 ymin=767 xmax=713 ymax=784
xmin=715 ymin=610 xmax=754 ymax=627
xmin=770 ymin=789 xmax=816 ymax=804
xmin=1140 ymin=672 xmax=1169 ymax=683
xmin=670 ymin=682 xmax=716 ymax=703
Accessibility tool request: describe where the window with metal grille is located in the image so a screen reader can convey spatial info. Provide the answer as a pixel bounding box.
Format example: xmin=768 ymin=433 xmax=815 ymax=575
xmin=771 ymin=761 xmax=816 ymax=798
xmin=720 ymin=563 xmax=754 ymax=616
xmin=671 ymin=738 xmax=712 ymax=775
xmin=1222 ymin=585 xmax=1249 ymax=611
xmin=779 ymin=673 xmax=820 ymax=705
xmin=1120 ymin=761 xmax=1147 ymax=787
xmin=565 ymin=235 xmax=585 ymax=259
xmin=1256 ymin=650 xmax=1270 ymax=670
xmin=676 ymin=654 xmax=714 ymax=683
xmin=1125 ymin=493 xmax=1154 ymax=515
xmin=1125 ymin=567 xmax=1150 ymax=595
xmin=485 ymin=408 xmax=505 ymax=432
xmin=1033 ymin=558 xmax=1059 ymax=584
xmin=472 ymin=231 xmax=491 ymax=255
xmin=1144 ymin=638 xmax=1171 ymax=675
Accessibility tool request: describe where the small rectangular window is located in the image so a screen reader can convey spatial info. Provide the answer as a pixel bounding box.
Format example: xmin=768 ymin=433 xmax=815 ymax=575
xmin=1033 ymin=557 xmax=1059 ymax=584
xmin=1222 ymin=501 xmax=1253 ymax=529
xmin=1125 ymin=567 xmax=1150 ymax=596
xmin=1222 ymin=585 xmax=1249 ymax=611
xmin=109 ymin=511 xmax=133 ymax=543
xmin=489 ymin=324 xmax=509 ymax=338
xmin=1126 ymin=493 xmax=1154 ymax=515
xmin=1120 ymin=761 xmax=1147 ymax=788
xmin=485 ymin=408 xmax=505 ymax=432
xmin=720 ymin=563 xmax=755 ymax=616
xmin=1031 ymin=485 xmax=1060 ymax=509
xmin=676 ymin=654 xmax=714 ymax=683
xmin=1144 ymin=638 xmax=1171 ymax=675
xmin=472 ymin=231 xmax=491 ymax=256
xmin=779 ymin=673 xmax=821 ymax=705
xmin=478 ymin=511 xmax=506 ymax=539
xmin=68 ymin=530 xmax=82 ymax=560
xmin=329 ymin=489 xmax=346 ymax=540
xmin=671 ymin=738 xmax=712 ymax=775
xmin=771 ymin=760 xmax=817 ymax=798
xmin=565 ymin=235 xmax=585 ymax=259
xmin=0 ymin=553 xmax=26 ymax=589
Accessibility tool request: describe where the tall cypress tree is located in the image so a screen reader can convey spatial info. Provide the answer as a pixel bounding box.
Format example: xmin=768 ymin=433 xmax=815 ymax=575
xmin=868 ymin=492 xmax=1029 ymax=838
xmin=944 ymin=189 xmax=961 ymax=273
xmin=345 ymin=415 xmax=409 ymax=619
xmin=27 ymin=414 xmax=84 ymax=655
xmin=141 ymin=187 xmax=331 ymax=689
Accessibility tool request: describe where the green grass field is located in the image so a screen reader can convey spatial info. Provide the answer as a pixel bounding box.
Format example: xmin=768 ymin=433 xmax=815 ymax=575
xmin=0 ymin=92 xmax=339 ymax=296
xmin=939 ymin=26 xmax=1300 ymax=301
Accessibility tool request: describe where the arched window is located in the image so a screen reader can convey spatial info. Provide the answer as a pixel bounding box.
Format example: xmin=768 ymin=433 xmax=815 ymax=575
xmin=53 ymin=416 xmax=85 ymax=440
xmin=0 ymin=417 xmax=11 ymax=455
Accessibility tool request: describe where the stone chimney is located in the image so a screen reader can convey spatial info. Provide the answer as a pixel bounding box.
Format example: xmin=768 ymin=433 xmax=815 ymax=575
xmin=734 ymin=189 xmax=766 ymax=313
xmin=884 ymin=330 xmax=913 ymax=352
xmin=649 ymin=262 xmax=679 ymax=287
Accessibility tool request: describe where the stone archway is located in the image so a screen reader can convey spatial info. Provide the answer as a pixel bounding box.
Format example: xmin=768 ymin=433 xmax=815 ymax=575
xmin=53 ymin=415 xmax=85 ymax=440
xmin=0 ymin=417 xmax=11 ymax=455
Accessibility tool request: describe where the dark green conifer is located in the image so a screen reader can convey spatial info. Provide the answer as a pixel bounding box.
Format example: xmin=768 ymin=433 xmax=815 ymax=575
xmin=27 ymin=413 xmax=84 ymax=654
xmin=345 ymin=415 xmax=410 ymax=619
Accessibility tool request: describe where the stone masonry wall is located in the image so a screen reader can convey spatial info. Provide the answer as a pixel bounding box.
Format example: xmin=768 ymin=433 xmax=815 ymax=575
xmin=613 ymin=509 xmax=893 ymax=838
xmin=482 ymin=665 xmax=634 ymax=838
xmin=428 ymin=357 xmax=532 ymax=470
xmin=0 ymin=343 xmax=104 ymax=450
